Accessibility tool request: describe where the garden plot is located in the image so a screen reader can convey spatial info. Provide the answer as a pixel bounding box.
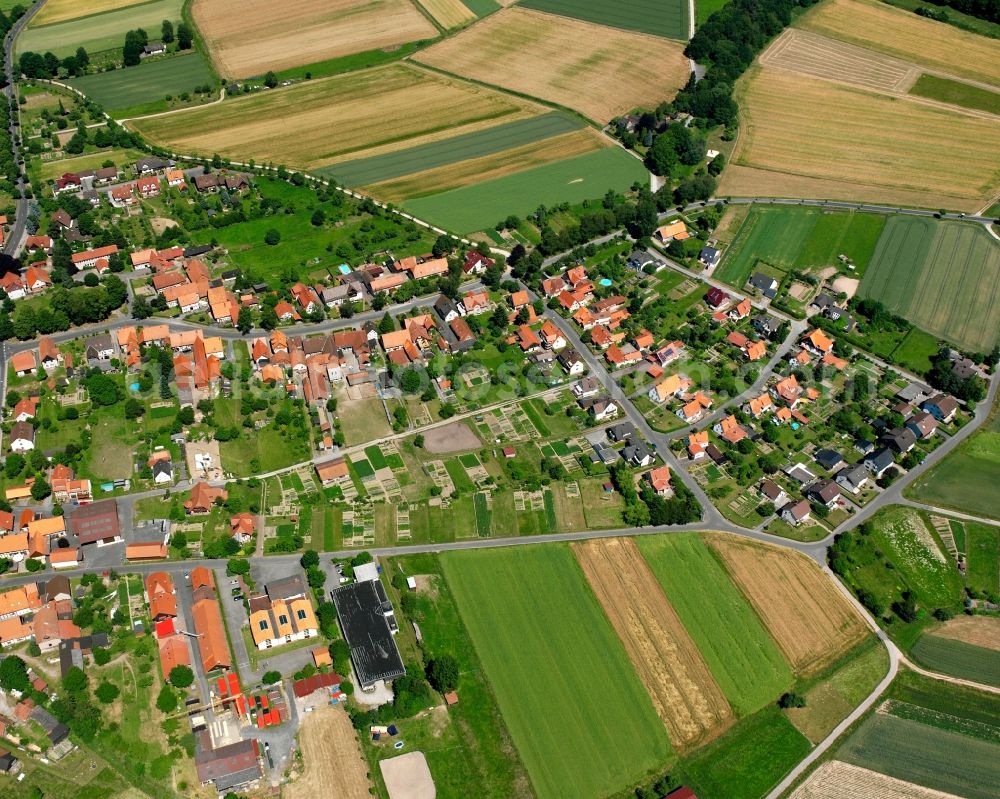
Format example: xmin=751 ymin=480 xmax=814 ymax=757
xmin=459 ymin=453 xmax=492 ymax=487
xmin=425 ymin=460 xmax=457 ymax=496
xmin=514 ymin=489 xmax=547 ymax=512
xmin=929 ymin=515 xmax=959 ymax=561
xmin=396 ymin=505 xmax=411 ymax=540
xmin=341 ymin=503 xmax=375 ymax=547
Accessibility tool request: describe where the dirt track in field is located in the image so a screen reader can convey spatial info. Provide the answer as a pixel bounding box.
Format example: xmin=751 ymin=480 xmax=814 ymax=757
xmin=708 ymin=534 xmax=868 ymax=676
xmin=791 ymin=761 xmax=964 ymax=799
xmin=193 ymin=0 xmax=438 ymax=78
xmin=573 ymin=537 xmax=733 ymax=748
xmin=286 ymin=704 xmax=372 ymax=799
xmin=933 ymin=615 xmax=1000 ymax=652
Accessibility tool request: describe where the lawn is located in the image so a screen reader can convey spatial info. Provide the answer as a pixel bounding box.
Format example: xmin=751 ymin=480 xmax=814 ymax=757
xmin=965 ymin=522 xmax=999 ymax=596
xmin=317 ymin=111 xmax=582 ymax=186
xmin=678 ymin=707 xmax=811 ymax=799
xmin=520 ymin=0 xmax=688 ymax=39
xmin=214 ymin=397 xmax=310 ymax=475
xmin=910 ymin=635 xmax=1000 ymax=687
xmin=68 ymin=51 xmax=215 ymax=113
xmin=19 ymin=0 xmax=185 ymax=58
xmin=909 ymin=74 xmax=1000 ymax=115
xmin=637 ymin=534 xmax=793 ymax=717
xmin=715 ymin=205 xmax=885 ymax=287
xmin=338 ymin=397 xmax=393 ymax=447
xmin=441 ymin=545 xmax=672 ymax=799
xmin=404 ymin=147 xmax=649 ymax=233
xmin=859 ymin=217 xmax=1000 ymax=352
xmin=837 ymin=711 xmax=1000 ymax=799
xmin=696 ymin=0 xmax=731 ymax=24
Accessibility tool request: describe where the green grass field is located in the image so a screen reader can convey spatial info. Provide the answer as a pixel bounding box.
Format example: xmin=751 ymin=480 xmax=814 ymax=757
xmin=318 ymin=111 xmax=583 ymax=186
xmin=837 ymin=712 xmax=1000 ymax=798
xmin=909 ymin=74 xmax=1000 ymax=115
xmin=67 ymin=51 xmax=214 ymax=112
xmin=637 ymin=534 xmax=793 ymax=715
xmin=965 ymin=522 xmax=999 ymax=596
xmin=911 ymin=635 xmax=1000 ymax=687
xmin=462 ymin=0 xmax=501 ymax=15
xmin=19 ymin=0 xmax=185 ymax=58
xmin=405 ymin=147 xmax=648 ymax=233
xmin=441 ymin=545 xmax=672 ymax=799
xmin=696 ymin=0 xmax=731 ymax=24
xmin=520 ymin=0 xmax=688 ymax=40
xmin=715 ymin=206 xmax=886 ymax=288
xmin=909 ymin=398 xmax=1000 ymax=520
xmin=679 ymin=708 xmax=811 ymax=799
xmin=860 ymin=217 xmax=1000 ymax=352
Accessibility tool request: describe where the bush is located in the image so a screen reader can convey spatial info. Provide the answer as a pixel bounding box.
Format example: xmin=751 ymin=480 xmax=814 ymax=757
xmin=95 ymin=682 xmax=120 ymax=704
xmin=262 ymin=670 xmax=282 ymax=685
xmin=778 ymin=691 xmax=806 ymax=709
xmin=169 ymin=665 xmax=195 ymax=688
xmin=425 ymin=655 xmax=459 ymax=694
xmin=92 ymin=647 xmax=112 ymax=666
xmin=156 ymin=685 xmax=178 ymax=713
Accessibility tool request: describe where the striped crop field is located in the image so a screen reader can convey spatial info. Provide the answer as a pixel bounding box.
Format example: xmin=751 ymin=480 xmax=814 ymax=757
xmin=441 ymin=545 xmax=672 ymax=799
xmin=129 ymin=64 xmax=538 ymax=169
xmin=403 ymin=146 xmax=648 ymax=233
xmin=19 ymin=0 xmax=185 ymax=58
xmin=520 ymin=0 xmax=688 ymax=40
xmin=910 ymin=635 xmax=1000 ymax=687
xmin=859 ymin=217 xmax=1000 ymax=351
xmin=32 ymin=0 xmax=148 ymax=27
xmin=68 ymin=52 xmax=215 ymax=113
xmin=418 ymin=0 xmax=476 ymax=28
xmin=637 ymin=534 xmax=794 ymax=717
xmin=317 ymin=111 xmax=583 ymax=186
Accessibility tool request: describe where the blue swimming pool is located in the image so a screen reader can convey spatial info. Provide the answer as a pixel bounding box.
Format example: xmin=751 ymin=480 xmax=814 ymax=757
xmin=599 ymin=278 xmax=613 ymax=287
xmin=130 ymin=383 xmax=140 ymax=391
xmin=338 ymin=264 xmax=351 ymax=275
xmin=791 ymin=422 xmax=800 ymax=430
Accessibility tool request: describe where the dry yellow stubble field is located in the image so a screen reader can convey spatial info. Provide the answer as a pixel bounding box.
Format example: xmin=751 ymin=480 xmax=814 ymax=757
xmin=932 ymin=615 xmax=1000 ymax=651
xmin=32 ymin=0 xmax=148 ymax=26
xmin=707 ymin=534 xmax=868 ymax=676
xmin=725 ymin=67 xmax=1000 ymax=211
xmin=286 ymin=705 xmax=372 ymax=799
xmin=418 ymin=0 xmax=476 ymax=28
xmin=192 ymin=0 xmax=438 ymax=78
xmin=796 ymin=0 xmax=1000 ymax=87
xmin=130 ymin=64 xmax=537 ymax=167
xmin=365 ymin=128 xmax=608 ymax=202
xmin=414 ymin=7 xmax=689 ymax=122
xmin=790 ymin=761 xmax=964 ymax=799
xmin=573 ymin=538 xmax=733 ymax=748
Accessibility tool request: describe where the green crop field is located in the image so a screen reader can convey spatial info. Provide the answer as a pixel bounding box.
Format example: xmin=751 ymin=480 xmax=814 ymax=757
xmin=19 ymin=0 xmax=185 ymax=58
xmin=473 ymin=492 xmax=491 ymax=536
xmin=965 ymin=522 xmax=999 ymax=596
xmin=696 ymin=0 xmax=731 ymax=24
xmin=837 ymin=712 xmax=1000 ymax=799
xmin=909 ymin=74 xmax=1000 ymax=115
xmin=909 ymin=398 xmax=1000 ymax=520
xmin=68 ymin=51 xmax=214 ymax=112
xmin=404 ymin=147 xmax=648 ymax=233
xmin=860 ymin=217 xmax=1000 ymax=352
xmin=363 ymin=445 xmax=388 ymax=471
xmin=637 ymin=534 xmax=793 ymax=716
xmin=441 ymin=546 xmax=672 ymax=799
xmin=462 ymin=0 xmax=501 ymax=15
xmin=318 ymin=111 xmax=583 ymax=186
xmin=887 ymin=669 xmax=1000 ymax=731
xmin=911 ymin=635 xmax=1000 ymax=687
xmin=715 ymin=206 xmax=885 ymax=288
xmin=679 ymin=708 xmax=811 ymax=799
xmin=520 ymin=0 xmax=688 ymax=40
xmin=350 ymin=457 xmax=375 ymax=479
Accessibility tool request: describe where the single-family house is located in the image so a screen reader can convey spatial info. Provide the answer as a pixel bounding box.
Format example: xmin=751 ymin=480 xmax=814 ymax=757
xmin=781 ymin=500 xmax=812 ymax=526
xmin=864 ymin=447 xmax=895 ymax=478
xmin=921 ymin=394 xmax=958 ymax=424
xmin=835 ymin=464 xmax=870 ymax=494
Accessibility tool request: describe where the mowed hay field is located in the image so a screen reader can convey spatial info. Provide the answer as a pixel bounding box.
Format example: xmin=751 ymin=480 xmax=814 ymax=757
xmin=419 ymin=0 xmax=476 ymax=28
xmin=707 ymin=534 xmax=869 ymax=676
xmin=573 ymin=538 xmax=733 ymax=748
xmin=130 ymin=64 xmax=536 ymax=168
xmin=191 ymin=0 xmax=438 ymax=78
xmin=791 ymin=761 xmax=968 ymax=799
xmin=414 ymin=7 xmax=689 ymax=122
xmin=726 ymin=67 xmax=1000 ymax=212
xmin=19 ymin=0 xmax=184 ymax=58
xmin=796 ymin=0 xmax=1000 ymax=88
xmin=31 ymin=0 xmax=147 ymax=26
xmin=520 ymin=0 xmax=688 ymax=40
xmin=441 ymin=545 xmax=671 ymax=799
xmin=859 ymin=218 xmax=1000 ymax=351
xmin=637 ymin=534 xmax=794 ymax=717
xmin=68 ymin=51 xmax=215 ymax=113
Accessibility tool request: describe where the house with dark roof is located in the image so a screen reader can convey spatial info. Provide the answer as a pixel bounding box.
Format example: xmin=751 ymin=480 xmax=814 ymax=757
xmin=759 ymin=478 xmax=787 ymax=507
xmin=813 ymin=448 xmax=845 ymax=472
xmin=748 ymin=272 xmax=778 ymax=299
xmin=806 ymin=479 xmax=841 ymax=508
xmin=835 ymin=463 xmax=870 ymax=494
xmin=265 ymin=574 xmax=307 ymax=602
xmin=921 ymin=394 xmax=958 ymax=424
xmin=753 ymin=314 xmax=781 ymax=338
xmin=705 ymin=287 xmax=729 ymax=308
xmin=864 ymin=447 xmax=895 ymax=478
xmin=606 ymin=422 xmax=635 ymax=442
xmin=69 ymin=499 xmax=121 ymax=546
xmin=883 ymin=427 xmax=916 ymax=455
xmin=195 ymin=733 xmax=261 ymax=792
xmin=623 ymin=439 xmax=655 ymax=467
xmin=906 ymin=411 xmax=938 ymax=439
xmin=433 ymin=295 xmax=460 ymax=324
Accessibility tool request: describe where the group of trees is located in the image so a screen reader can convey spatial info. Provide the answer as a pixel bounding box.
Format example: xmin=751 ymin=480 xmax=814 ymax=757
xmin=0 ymin=274 xmax=128 ymax=341
xmin=608 ymin=461 xmax=701 ymax=528
xmin=923 ymin=0 xmax=999 ymax=22
xmin=18 ymin=47 xmax=89 ymax=79
xmin=927 ymin=348 xmax=988 ymax=403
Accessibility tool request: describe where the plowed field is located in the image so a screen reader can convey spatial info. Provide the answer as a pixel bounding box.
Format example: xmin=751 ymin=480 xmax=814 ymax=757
xmin=708 ymin=534 xmax=868 ymax=675
xmin=573 ymin=538 xmax=733 ymax=748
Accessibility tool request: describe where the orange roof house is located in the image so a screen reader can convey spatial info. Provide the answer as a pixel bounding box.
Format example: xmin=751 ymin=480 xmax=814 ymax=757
xmin=822 ymin=352 xmax=848 ymax=370
xmin=192 ymin=596 xmax=230 ymax=673
xmin=774 ymin=375 xmax=802 ymax=405
xmin=655 ymin=220 xmax=688 ymax=242
xmin=717 ymin=414 xmax=747 ymax=444
xmin=804 ymin=328 xmax=834 ymax=355
xmin=184 ymin=482 xmax=228 ymax=514
xmin=745 ymin=340 xmax=767 ymax=361
xmin=157 ymin=635 xmax=191 ymax=680
xmin=646 ymin=466 xmax=672 ymax=495
xmin=688 ymin=431 xmax=709 ymax=459
xmin=126 ymin=542 xmax=168 ymax=561
xmin=510 ymin=290 xmax=530 ymax=309
xmin=10 ymin=351 xmax=37 ymax=375
xmin=315 ymin=459 xmax=348 ymax=485
xmin=191 ymin=566 xmax=214 ymax=591
xmin=745 ymin=393 xmax=774 ymax=418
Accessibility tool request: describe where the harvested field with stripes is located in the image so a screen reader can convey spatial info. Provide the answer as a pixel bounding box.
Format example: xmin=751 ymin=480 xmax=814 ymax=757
xmin=573 ymin=538 xmax=733 ymax=748
xmin=759 ymin=29 xmax=918 ymax=93
xmin=130 ymin=64 xmax=536 ymax=168
xmin=32 ymin=0 xmax=147 ymax=26
xmin=707 ymin=534 xmax=868 ymax=675
xmin=191 ymin=0 xmax=438 ymax=78
xmin=796 ymin=0 xmax=1000 ymax=88
xmin=791 ymin=761 xmax=965 ymax=799
xmin=419 ymin=0 xmax=476 ymax=28
xmin=727 ymin=66 xmax=1000 ymax=212
xmin=414 ymin=7 xmax=689 ymax=122
xmin=933 ymin=615 xmax=1000 ymax=652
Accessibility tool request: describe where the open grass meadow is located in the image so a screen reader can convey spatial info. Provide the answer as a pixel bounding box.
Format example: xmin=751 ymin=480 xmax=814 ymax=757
xmin=20 ymin=0 xmax=185 ymax=58
xmin=910 ymin=635 xmax=1000 ymax=687
xmin=859 ymin=217 xmax=1000 ymax=352
xmin=68 ymin=51 xmax=215 ymax=113
xmin=404 ymin=147 xmax=648 ymax=233
xmin=317 ymin=111 xmax=584 ymax=186
xmin=441 ymin=545 xmax=672 ymax=799
xmin=130 ymin=63 xmax=535 ymax=168
xmin=678 ymin=707 xmax=811 ymax=799
xmin=715 ymin=205 xmax=885 ymax=287
xmin=909 ymin=74 xmax=1000 ymax=116
xmin=637 ymin=534 xmax=794 ymax=717
xmin=965 ymin=522 xmax=1000 ymax=597
xmin=519 ymin=0 xmax=688 ymax=40
xmin=837 ymin=711 xmax=1000 ymax=799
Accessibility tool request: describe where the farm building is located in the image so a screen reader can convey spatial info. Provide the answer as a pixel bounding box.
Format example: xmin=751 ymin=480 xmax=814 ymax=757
xmin=331 ymin=579 xmax=405 ymax=691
